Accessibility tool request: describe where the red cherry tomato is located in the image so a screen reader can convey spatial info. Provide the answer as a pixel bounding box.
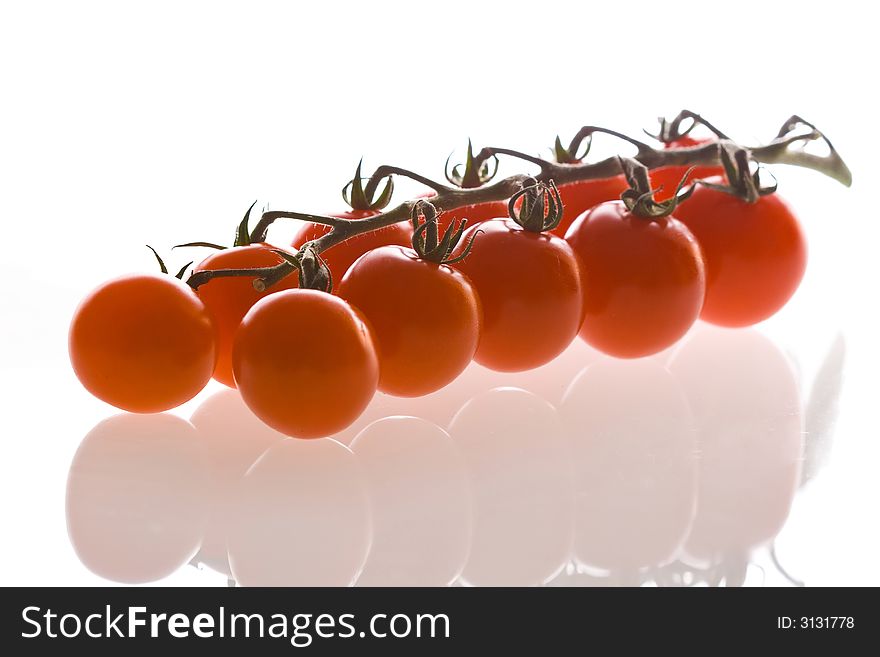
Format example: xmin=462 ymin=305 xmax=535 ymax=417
xmin=232 ymin=289 xmax=379 ymax=438
xmin=551 ymin=176 xmax=629 ymax=236
xmin=193 ymin=244 xmax=299 ymax=388
xmin=454 ymin=219 xmax=584 ymax=372
xmin=290 ymin=209 xmax=413 ymax=283
xmin=651 ymin=136 xmax=725 ymax=201
xmin=565 ymin=201 xmax=706 ymax=358
xmin=337 ymin=245 xmax=481 ymax=397
xmin=69 ymin=273 xmax=216 ymax=413
xmin=673 ymin=179 xmax=807 ymax=327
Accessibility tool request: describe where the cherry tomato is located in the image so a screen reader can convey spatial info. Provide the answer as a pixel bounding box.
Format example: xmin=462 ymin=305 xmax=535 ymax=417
xmin=651 ymin=136 xmax=725 ymax=201
xmin=454 ymin=219 xmax=584 ymax=372
xmin=673 ymin=179 xmax=807 ymax=327
xmin=551 ymin=176 xmax=629 ymax=236
xmin=338 ymin=245 xmax=481 ymax=397
xmin=565 ymin=201 xmax=706 ymax=358
xmin=291 ymin=209 xmax=413 ymax=283
xmin=232 ymin=289 xmax=379 ymax=438
xmin=193 ymin=244 xmax=299 ymax=388
xmin=69 ymin=273 xmax=216 ymax=413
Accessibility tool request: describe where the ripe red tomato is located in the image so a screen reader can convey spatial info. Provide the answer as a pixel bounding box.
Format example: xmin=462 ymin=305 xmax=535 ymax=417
xmin=551 ymin=176 xmax=629 ymax=236
xmin=232 ymin=289 xmax=379 ymax=438
xmin=673 ymin=179 xmax=807 ymax=327
xmin=337 ymin=245 xmax=481 ymax=397
xmin=651 ymin=136 xmax=725 ymax=201
xmin=290 ymin=209 xmax=413 ymax=283
xmin=193 ymin=244 xmax=299 ymax=388
xmin=454 ymin=219 xmax=584 ymax=372
xmin=69 ymin=273 xmax=216 ymax=413
xmin=565 ymin=201 xmax=706 ymax=358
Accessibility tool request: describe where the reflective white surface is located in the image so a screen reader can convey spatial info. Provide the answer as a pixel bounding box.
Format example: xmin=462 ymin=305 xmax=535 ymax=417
xmin=0 ymin=1 xmax=876 ymax=586
xmin=32 ymin=324 xmax=857 ymax=587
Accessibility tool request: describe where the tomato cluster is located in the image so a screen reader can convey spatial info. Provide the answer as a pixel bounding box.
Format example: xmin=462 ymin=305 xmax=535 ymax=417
xmin=67 ymin=325 xmax=807 ymax=586
xmin=68 ymin=129 xmax=814 ymax=439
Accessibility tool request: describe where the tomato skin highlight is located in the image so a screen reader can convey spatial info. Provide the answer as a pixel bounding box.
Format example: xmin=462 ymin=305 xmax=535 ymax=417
xmin=454 ymin=219 xmax=584 ymax=372
xmin=291 ymin=209 xmax=413 ymax=283
xmin=651 ymin=136 xmax=725 ymax=201
xmin=672 ymin=179 xmax=807 ymax=327
xmin=338 ymin=245 xmax=482 ymax=397
xmin=565 ymin=201 xmax=706 ymax=359
xmin=69 ymin=273 xmax=216 ymax=413
xmin=551 ymin=176 xmax=629 ymax=236
xmin=193 ymin=243 xmax=299 ymax=388
xmin=232 ymin=289 xmax=379 ymax=439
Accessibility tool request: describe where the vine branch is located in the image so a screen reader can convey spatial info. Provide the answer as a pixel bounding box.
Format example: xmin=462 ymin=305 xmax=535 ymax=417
xmin=186 ymin=113 xmax=851 ymax=292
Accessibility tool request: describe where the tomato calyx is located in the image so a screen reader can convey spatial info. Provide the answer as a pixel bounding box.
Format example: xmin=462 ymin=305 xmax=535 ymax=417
xmin=342 ymin=160 xmax=394 ymax=212
xmin=696 ymin=144 xmax=778 ymax=204
xmin=507 ymin=178 xmax=564 ymax=233
xmin=146 ymin=245 xmax=193 ymax=280
xmin=619 ymin=157 xmax=694 ymax=219
xmin=445 ymin=139 xmax=499 ymax=189
xmin=646 ymin=110 xmax=731 ymax=145
xmin=271 ymin=246 xmax=331 ymax=293
xmin=175 ymin=200 xmax=259 ymax=251
xmin=410 ymin=200 xmax=477 ymax=265
xmin=553 ymin=133 xmax=591 ymax=165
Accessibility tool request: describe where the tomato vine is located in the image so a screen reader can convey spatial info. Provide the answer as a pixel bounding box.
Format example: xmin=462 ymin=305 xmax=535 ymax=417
xmin=184 ymin=111 xmax=851 ymax=293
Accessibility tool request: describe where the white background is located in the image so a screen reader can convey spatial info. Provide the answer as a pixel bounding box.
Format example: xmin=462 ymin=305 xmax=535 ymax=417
xmin=0 ymin=0 xmax=877 ymax=585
